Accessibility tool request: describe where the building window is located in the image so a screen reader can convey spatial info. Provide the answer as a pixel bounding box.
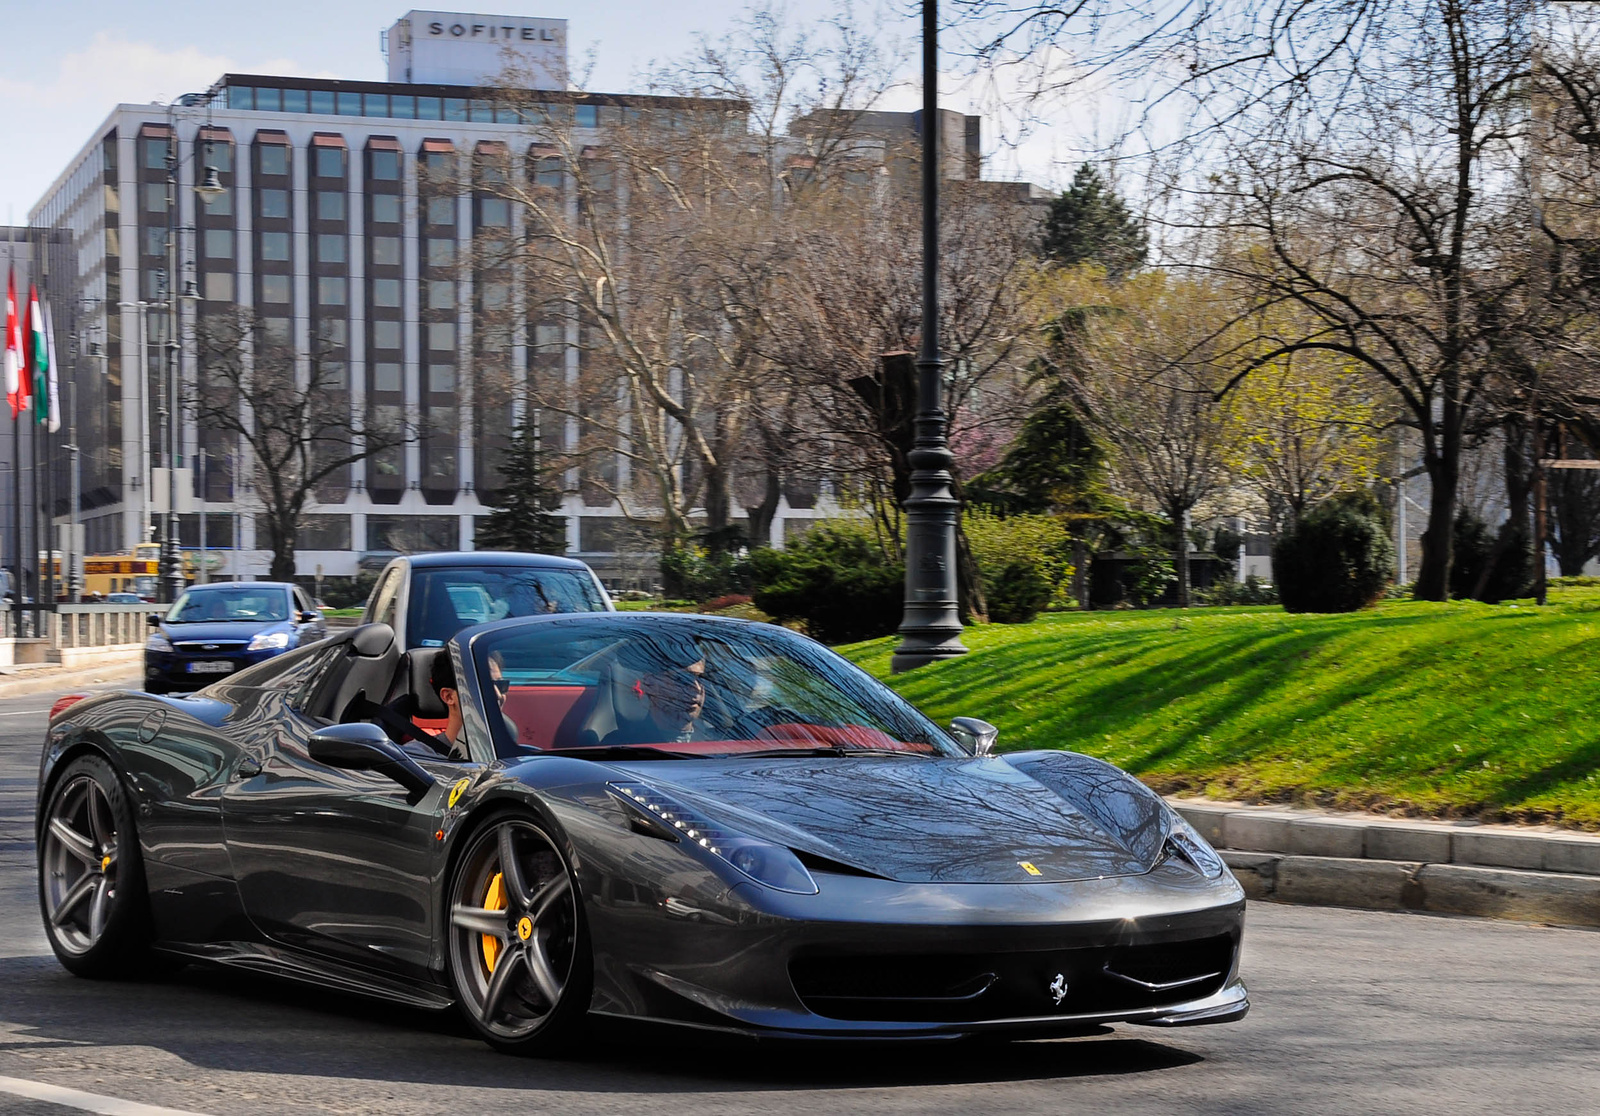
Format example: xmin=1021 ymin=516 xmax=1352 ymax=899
xmin=391 ymin=95 xmax=416 ymax=119
xmin=319 ymin=319 xmax=348 ymax=346
xmin=370 ymin=236 xmax=400 ymax=266
xmin=315 ymin=147 xmax=343 ymax=178
xmin=479 ymin=197 xmax=510 ymax=227
xmin=201 ymin=189 xmax=232 ymax=216
xmin=203 ymin=145 xmax=233 ymax=174
xmin=283 ymin=88 xmax=309 ymax=113
xmin=426 ymin=238 xmax=455 ymax=268
xmin=143 ymin=183 xmax=167 ymax=212
xmin=535 ymin=156 xmax=562 ymax=188
xmin=260 ymin=274 xmax=291 ymax=303
xmin=373 ymin=362 xmax=402 ymax=392
xmin=370 ymin=150 xmax=399 ymax=180
xmin=143 ymin=138 xmax=168 ymax=169
xmin=427 ymin=280 xmax=455 ymax=310
xmin=480 ymin=281 xmax=509 ymax=310
xmin=426 ymin=196 xmax=455 ymax=226
xmin=370 ymin=194 xmax=401 ymax=224
xmin=337 ymin=92 xmax=361 ymax=116
xmin=372 ymin=278 xmax=401 ymax=307
xmin=311 ymin=90 xmax=335 ymax=115
xmin=417 ymin=97 xmax=441 ymax=120
xmin=428 ymin=363 xmax=455 ymax=392
xmin=575 ymin=104 xmax=599 ymax=129
xmin=144 ymin=227 xmax=166 ymax=257
xmin=316 ymin=191 xmax=346 ymax=221
xmin=296 ymin=515 xmax=352 ymax=551
xmin=363 ymin=93 xmax=388 ymax=117
xmin=228 ymin=85 xmax=253 ymax=110
xmin=372 ymin=320 xmax=402 ymax=350
xmin=428 ymin=322 xmax=456 ymax=352
xmin=262 ymin=317 xmax=292 ymax=344
xmin=317 ymin=276 xmax=346 ymax=306
xmin=204 ymin=273 xmax=234 ymax=302
xmin=259 ymin=189 xmax=289 ymax=219
xmin=204 ymin=229 xmax=233 ymax=258
xmin=317 ymin=233 xmax=345 ymax=263
xmin=259 ymin=230 xmax=290 ymax=261
xmin=259 ymin=146 xmax=288 ymax=176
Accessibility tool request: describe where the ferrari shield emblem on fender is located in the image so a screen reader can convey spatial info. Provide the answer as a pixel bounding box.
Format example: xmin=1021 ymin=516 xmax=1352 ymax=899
xmin=1050 ymin=973 xmax=1068 ymax=1005
xmin=448 ymin=778 xmax=470 ymax=808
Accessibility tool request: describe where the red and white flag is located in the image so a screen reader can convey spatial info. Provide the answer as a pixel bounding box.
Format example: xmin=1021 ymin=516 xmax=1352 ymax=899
xmin=3 ymin=270 xmax=20 ymax=418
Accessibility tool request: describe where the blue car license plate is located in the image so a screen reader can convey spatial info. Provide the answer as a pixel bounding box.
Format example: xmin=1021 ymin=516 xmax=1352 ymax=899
xmin=186 ymin=661 xmax=234 ymax=674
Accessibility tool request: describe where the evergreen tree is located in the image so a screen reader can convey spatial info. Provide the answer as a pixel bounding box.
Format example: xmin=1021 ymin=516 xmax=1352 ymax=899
xmin=476 ymin=418 xmax=569 ymax=554
xmin=1041 ymin=164 xmax=1148 ymax=278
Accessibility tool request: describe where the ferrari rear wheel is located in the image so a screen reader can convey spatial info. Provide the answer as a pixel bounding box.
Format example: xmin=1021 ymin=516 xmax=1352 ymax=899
xmin=447 ymin=814 xmax=591 ymax=1054
xmin=38 ymin=755 xmax=155 ymax=978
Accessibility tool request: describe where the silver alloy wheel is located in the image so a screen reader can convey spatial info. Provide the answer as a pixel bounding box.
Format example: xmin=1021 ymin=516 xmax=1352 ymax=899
xmin=41 ymin=774 xmax=119 ymax=955
xmin=449 ymin=818 xmax=578 ymax=1039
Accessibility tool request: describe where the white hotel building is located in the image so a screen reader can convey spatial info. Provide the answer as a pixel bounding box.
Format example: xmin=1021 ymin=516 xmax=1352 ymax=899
xmin=29 ymin=11 xmax=997 ymax=587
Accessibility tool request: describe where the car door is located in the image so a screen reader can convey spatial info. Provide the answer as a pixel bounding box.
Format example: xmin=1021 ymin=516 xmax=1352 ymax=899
xmin=221 ymin=643 xmax=476 ymax=980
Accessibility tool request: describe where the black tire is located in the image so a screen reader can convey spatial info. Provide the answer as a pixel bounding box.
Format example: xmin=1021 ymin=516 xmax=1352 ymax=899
xmin=445 ymin=812 xmax=592 ymax=1055
xmin=37 ymin=754 xmax=157 ymax=978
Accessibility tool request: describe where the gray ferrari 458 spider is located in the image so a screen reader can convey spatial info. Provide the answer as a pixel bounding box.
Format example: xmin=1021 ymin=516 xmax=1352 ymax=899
xmin=36 ymin=612 xmax=1247 ymax=1054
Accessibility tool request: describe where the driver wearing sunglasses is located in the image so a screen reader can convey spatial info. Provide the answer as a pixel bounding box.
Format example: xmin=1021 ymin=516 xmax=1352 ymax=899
xmin=486 ymin=650 xmax=521 ymax=745
xmin=604 ymin=640 xmax=709 ymax=746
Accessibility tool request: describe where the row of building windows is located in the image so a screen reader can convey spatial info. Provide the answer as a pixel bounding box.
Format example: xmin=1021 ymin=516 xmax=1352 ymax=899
xmin=227 ymin=85 xmax=615 ymax=129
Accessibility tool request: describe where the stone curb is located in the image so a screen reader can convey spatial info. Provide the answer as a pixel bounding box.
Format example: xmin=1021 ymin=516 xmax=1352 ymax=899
xmin=1169 ymin=797 xmax=1600 ymax=878
xmin=1221 ymin=851 xmax=1600 ymax=928
xmin=0 ymin=662 xmax=141 ymax=700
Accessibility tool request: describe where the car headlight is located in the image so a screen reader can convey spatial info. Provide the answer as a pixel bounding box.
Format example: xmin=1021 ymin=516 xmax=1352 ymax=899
xmin=246 ymin=630 xmax=291 ymax=652
xmin=609 ymin=781 xmax=819 ymax=894
xmin=1162 ymin=812 xmax=1226 ymax=879
xmin=145 ymin=632 xmax=173 ymax=652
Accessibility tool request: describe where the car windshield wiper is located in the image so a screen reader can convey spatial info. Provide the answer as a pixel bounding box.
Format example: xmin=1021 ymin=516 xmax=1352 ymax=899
xmin=720 ymin=746 xmax=935 ymax=759
xmin=540 ymin=744 xmax=701 ymax=761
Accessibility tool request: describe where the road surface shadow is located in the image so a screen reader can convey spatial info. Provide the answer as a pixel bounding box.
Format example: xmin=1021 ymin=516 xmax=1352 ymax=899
xmin=0 ymin=954 xmax=1204 ymax=1092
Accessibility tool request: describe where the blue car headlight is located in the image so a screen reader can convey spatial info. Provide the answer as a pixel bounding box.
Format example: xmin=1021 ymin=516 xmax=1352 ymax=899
xmin=609 ymin=781 xmax=819 ymax=894
xmin=1162 ymin=812 xmax=1226 ymax=879
xmin=246 ymin=630 xmax=291 ymax=652
xmin=145 ymin=631 xmax=173 ymax=652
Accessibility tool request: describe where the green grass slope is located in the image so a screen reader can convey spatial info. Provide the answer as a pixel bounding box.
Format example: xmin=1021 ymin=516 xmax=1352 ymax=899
xmin=839 ymin=592 xmax=1600 ymax=829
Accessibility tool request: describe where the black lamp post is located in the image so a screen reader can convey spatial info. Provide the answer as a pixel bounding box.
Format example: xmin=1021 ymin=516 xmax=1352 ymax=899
xmin=891 ymin=0 xmax=968 ymax=673
xmin=160 ymin=98 xmax=226 ymax=605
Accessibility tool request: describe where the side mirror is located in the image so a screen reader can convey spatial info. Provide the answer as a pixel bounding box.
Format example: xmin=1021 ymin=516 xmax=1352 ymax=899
xmin=146 ymin=613 xmax=162 ymax=627
xmin=298 ymin=610 xmax=320 ymax=624
xmin=308 ymin=722 xmax=437 ymax=801
xmin=949 ymin=717 xmax=999 ymax=757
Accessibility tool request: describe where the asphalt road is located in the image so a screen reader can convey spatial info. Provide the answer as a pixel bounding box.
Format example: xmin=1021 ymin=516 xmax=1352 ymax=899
xmin=1 ymin=688 xmax=1597 ymax=1116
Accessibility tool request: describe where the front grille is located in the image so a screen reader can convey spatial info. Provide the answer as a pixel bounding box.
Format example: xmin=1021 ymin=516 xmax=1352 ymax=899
xmin=174 ymin=642 xmax=247 ymax=653
xmin=790 ymin=934 xmax=1233 ymax=1022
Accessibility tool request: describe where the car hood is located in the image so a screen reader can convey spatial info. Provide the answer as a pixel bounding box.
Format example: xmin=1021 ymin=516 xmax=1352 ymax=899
xmin=159 ymin=619 xmax=282 ymax=641
xmin=608 ymin=756 xmax=1159 ymax=885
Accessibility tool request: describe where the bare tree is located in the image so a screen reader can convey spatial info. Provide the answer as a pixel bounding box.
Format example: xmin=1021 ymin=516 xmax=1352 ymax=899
xmin=190 ymin=309 xmax=408 ymax=581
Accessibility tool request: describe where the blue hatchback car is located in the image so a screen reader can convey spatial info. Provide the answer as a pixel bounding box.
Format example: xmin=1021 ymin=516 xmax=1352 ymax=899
xmin=144 ymin=582 xmax=327 ymax=693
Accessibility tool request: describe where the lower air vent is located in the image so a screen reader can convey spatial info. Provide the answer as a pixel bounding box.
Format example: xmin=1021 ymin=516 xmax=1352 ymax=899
xmin=790 ymin=934 xmax=1233 ymax=1023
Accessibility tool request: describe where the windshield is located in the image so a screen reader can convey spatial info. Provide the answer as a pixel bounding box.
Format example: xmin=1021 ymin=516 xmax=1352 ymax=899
xmin=167 ymin=586 xmax=290 ymax=623
xmin=407 ymin=566 xmax=607 ymax=649
xmin=468 ymin=617 xmax=962 ymax=759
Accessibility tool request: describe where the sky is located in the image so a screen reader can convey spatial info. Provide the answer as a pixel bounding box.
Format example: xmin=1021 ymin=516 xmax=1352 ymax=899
xmin=0 ymin=0 xmax=1084 ymax=221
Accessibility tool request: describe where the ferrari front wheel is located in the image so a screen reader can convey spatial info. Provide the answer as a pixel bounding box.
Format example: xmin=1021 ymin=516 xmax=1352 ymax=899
xmin=446 ymin=813 xmax=591 ymax=1055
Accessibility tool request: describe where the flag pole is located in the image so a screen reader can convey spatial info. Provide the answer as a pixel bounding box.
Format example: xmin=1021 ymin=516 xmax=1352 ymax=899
xmin=8 ymin=221 xmax=21 ymax=624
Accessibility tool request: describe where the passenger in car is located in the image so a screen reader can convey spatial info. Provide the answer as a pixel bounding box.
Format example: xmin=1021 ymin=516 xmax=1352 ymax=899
xmin=429 ymin=651 xmax=469 ymax=760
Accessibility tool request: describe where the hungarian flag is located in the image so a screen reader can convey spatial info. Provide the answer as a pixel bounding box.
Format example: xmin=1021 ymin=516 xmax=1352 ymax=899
xmin=42 ymin=301 xmax=60 ymax=433
xmin=23 ymin=284 xmax=44 ymax=424
xmin=3 ymin=270 xmax=20 ymax=418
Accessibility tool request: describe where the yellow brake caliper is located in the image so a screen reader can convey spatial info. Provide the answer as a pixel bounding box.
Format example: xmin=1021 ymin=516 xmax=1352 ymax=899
xmin=481 ymin=872 xmax=507 ymax=973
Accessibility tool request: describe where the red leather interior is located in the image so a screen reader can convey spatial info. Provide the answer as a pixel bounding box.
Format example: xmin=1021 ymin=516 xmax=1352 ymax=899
xmin=501 ymin=685 xmax=597 ymax=750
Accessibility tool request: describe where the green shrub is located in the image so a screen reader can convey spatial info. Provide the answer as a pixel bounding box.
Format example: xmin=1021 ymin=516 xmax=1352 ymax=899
xmin=1451 ymin=510 xmax=1533 ymax=603
xmin=750 ymin=522 xmax=904 ymax=644
xmin=985 ymin=560 xmax=1053 ymax=623
xmin=1125 ymin=553 xmax=1177 ymax=607
xmin=1197 ymin=574 xmax=1279 ymax=606
xmin=660 ymin=546 xmax=753 ymax=602
xmin=964 ymin=509 xmax=1072 ymax=608
xmin=1272 ymin=496 xmax=1395 ymax=613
